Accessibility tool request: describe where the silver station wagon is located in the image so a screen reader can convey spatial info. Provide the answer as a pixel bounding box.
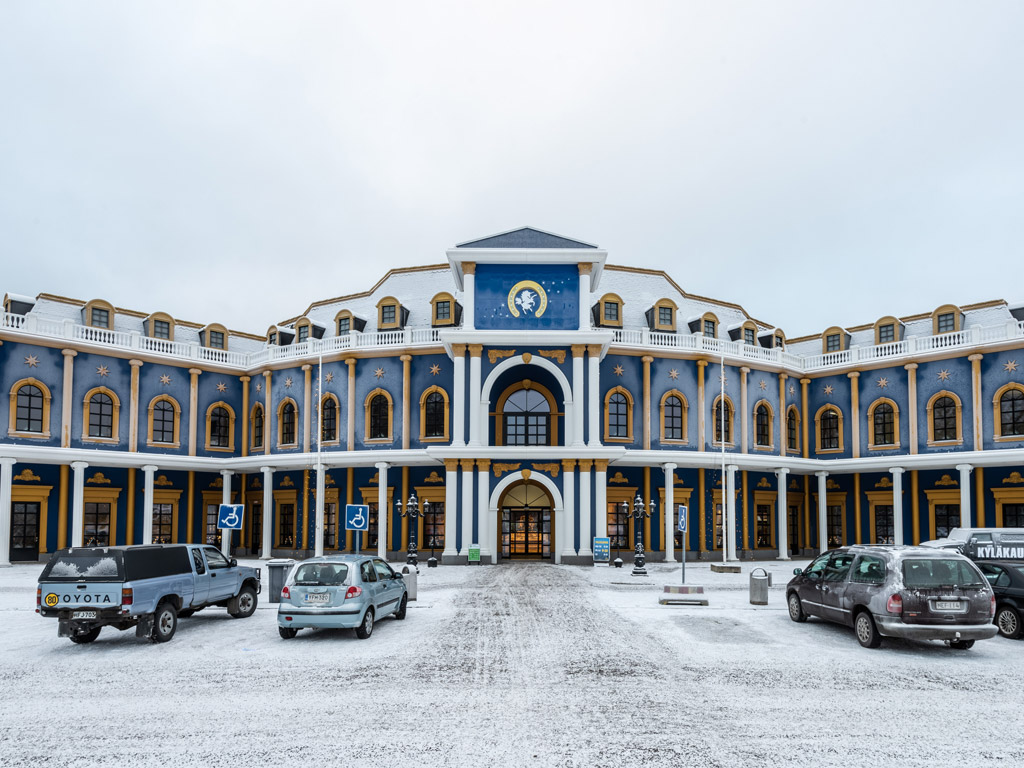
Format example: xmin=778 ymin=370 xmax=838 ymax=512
xmin=787 ymin=545 xmax=998 ymax=649
xmin=277 ymin=555 xmax=408 ymax=640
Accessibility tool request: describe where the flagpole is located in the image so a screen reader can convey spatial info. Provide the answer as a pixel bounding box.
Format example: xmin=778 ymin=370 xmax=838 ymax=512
xmin=721 ymin=349 xmax=727 ymax=565
xmin=314 ymin=351 xmax=325 ymax=556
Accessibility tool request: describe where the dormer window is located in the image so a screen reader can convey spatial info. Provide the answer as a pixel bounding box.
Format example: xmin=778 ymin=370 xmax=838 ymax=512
xmin=932 ymin=304 xmax=961 ymax=335
xmin=209 ymin=330 xmax=225 ymax=349
xmin=382 ymin=305 xmax=395 ymax=324
xmin=147 ymin=312 xmax=175 ymax=341
xmin=376 ymin=296 xmax=407 ymax=330
xmin=268 ymin=331 xmax=277 ymax=345
xmin=431 ymin=292 xmax=461 ymax=327
xmin=201 ymin=323 xmax=229 ymax=350
xmin=704 ymin=319 xmax=716 ymax=337
xmin=646 ymin=299 xmax=677 ymax=332
xmin=84 ymin=299 xmax=116 ymax=330
xmin=437 ymin=301 xmax=450 ymax=320
xmin=338 ymin=317 xmax=350 ymax=335
xmin=593 ymin=294 xmax=623 ymax=328
xmin=937 ymin=313 xmax=955 ymax=333
xmin=92 ymin=308 xmax=109 ymax=328
xmin=744 ymin=328 xmax=755 ymax=345
xmin=826 ymin=334 xmax=841 ymax=352
xmin=153 ymin=320 xmax=171 ymax=339
xmin=605 ymin=302 xmax=619 ymax=323
xmin=334 ymin=309 xmax=365 ymax=336
xmin=298 ymin=324 xmax=309 ymax=343
xmin=878 ymin=324 xmax=895 ymax=343
xmin=822 ymin=326 xmax=848 ymax=354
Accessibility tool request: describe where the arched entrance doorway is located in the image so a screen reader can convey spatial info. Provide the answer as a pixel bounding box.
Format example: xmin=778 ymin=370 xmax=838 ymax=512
xmin=498 ymin=481 xmax=554 ymax=560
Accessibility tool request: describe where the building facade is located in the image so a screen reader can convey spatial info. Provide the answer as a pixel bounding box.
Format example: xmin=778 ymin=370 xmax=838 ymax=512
xmin=2 ymin=227 xmax=1024 ymax=566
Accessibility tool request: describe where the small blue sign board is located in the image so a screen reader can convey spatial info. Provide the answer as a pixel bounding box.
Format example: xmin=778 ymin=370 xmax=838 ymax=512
xmin=345 ymin=504 xmax=370 ymax=531
xmin=218 ymin=504 xmax=244 ymax=530
xmin=593 ymin=537 xmax=611 ymax=562
xmin=678 ymin=505 xmax=688 ymax=533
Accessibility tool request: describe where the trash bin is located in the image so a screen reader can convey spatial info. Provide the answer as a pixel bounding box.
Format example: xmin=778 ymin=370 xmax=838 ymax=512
xmin=266 ymin=559 xmax=296 ymax=604
xmin=400 ymin=564 xmax=418 ymax=602
xmin=749 ymin=567 xmax=772 ymax=605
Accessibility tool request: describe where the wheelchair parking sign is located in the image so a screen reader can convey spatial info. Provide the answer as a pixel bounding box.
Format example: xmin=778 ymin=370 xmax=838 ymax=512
xmin=345 ymin=504 xmax=370 ymax=531
xmin=218 ymin=504 xmax=244 ymax=530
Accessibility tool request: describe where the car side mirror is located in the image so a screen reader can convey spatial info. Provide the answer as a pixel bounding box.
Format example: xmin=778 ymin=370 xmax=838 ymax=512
xmin=793 ymin=568 xmax=803 ymax=575
xmin=229 ymin=558 xmax=237 ymax=567
xmin=393 ymin=572 xmax=403 ymax=579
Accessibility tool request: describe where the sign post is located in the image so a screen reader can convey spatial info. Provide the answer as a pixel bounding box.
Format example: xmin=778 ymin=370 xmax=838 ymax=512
xmin=592 ymin=537 xmax=611 ymax=565
xmin=217 ymin=504 xmax=244 ymax=559
xmin=677 ymin=505 xmax=688 ymax=584
xmin=345 ymin=504 xmax=370 ymax=555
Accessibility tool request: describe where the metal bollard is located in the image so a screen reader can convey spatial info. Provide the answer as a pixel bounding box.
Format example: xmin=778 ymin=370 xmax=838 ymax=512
xmin=749 ymin=567 xmax=771 ymax=605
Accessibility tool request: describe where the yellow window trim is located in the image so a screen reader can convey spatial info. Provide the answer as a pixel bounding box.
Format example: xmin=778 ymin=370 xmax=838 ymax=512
xmin=8 ymin=377 xmax=53 ymax=440
xmin=83 ymin=486 xmax=122 ymax=546
xmin=598 ymin=293 xmax=624 ymax=328
xmin=83 ymin=299 xmax=115 ymax=329
xmin=277 ymin=397 xmax=299 ymax=448
xmin=993 ymin=383 xmax=1024 ymax=442
xmin=752 ymin=490 xmax=778 ymax=549
xmin=146 ymin=394 xmax=181 ymax=448
xmin=274 ymin=489 xmax=299 ymax=548
xmin=991 ymin=487 xmax=1024 ymax=527
xmin=201 ymin=323 xmax=229 ymax=350
xmin=864 ymin=490 xmax=895 ymax=544
xmin=319 ymin=393 xmax=341 ymax=445
xmin=250 ymin=403 xmax=265 ymax=451
xmin=931 ymin=304 xmax=961 ymax=335
xmin=359 ymin=486 xmax=395 ymax=551
xmin=659 ymin=389 xmax=688 ymax=444
xmin=419 ymin=385 xmax=450 ymax=442
xmin=603 ymin=385 xmax=634 ymax=443
xmin=653 ymin=298 xmax=678 ymax=332
xmin=494 ymin=381 xmax=559 ymax=446
xmin=204 ymin=400 xmax=236 ymax=452
xmin=811 ymin=491 xmax=847 ymax=546
xmin=873 ymin=315 xmax=900 ymax=346
xmin=364 ymin=387 xmax=394 ymax=443
xmin=376 ymin=296 xmax=401 ymax=330
xmin=151 ymin=488 xmax=183 ymax=544
xmin=710 ymin=394 xmax=735 ymax=448
xmin=821 ymin=326 xmax=847 ymax=354
xmin=430 ymin=292 xmax=457 ymax=327
xmin=926 ymin=390 xmax=963 ymax=446
xmin=752 ymin=399 xmax=775 ymax=451
xmin=923 ymin=488 xmax=961 ymax=540
xmin=785 ymin=405 xmax=801 ymax=453
xmin=814 ymin=404 xmax=844 ymax=454
xmin=146 ymin=311 xmax=175 ymax=341
xmin=866 ymin=397 xmax=901 ymax=451
xmin=11 ymin=484 xmax=54 ymax=555
xmin=82 ymin=386 xmax=121 ymax=445
xmin=700 ymin=312 xmax=719 ymax=338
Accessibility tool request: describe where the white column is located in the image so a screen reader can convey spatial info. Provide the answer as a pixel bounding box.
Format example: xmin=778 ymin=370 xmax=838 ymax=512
xmin=220 ymin=470 xmax=233 ymax=556
xmin=776 ymin=468 xmax=790 ymax=560
xmin=561 ymin=462 xmax=576 ymax=561
xmin=572 ymin=352 xmax=585 ymax=447
xmin=452 ymin=349 xmax=466 ymax=447
xmin=956 ymin=464 xmax=973 ymax=529
xmin=726 ymin=465 xmax=738 ymax=561
xmin=142 ymin=465 xmax=158 ymax=545
xmin=588 ymin=349 xmax=601 ymax=447
xmin=595 ymin=463 xmax=608 ymax=538
xmin=463 ymin=270 xmax=475 ymax=330
xmin=663 ymin=463 xmax=676 ymax=563
xmin=563 ymin=399 xmax=574 ymax=446
xmin=442 ymin=462 xmax=458 ymax=561
xmin=477 ymin=462 xmax=491 ymax=563
xmin=816 ymin=471 xmax=829 ymax=552
xmin=461 ymin=461 xmax=474 ymax=557
xmin=261 ymin=466 xmax=273 ymax=559
xmin=375 ymin=462 xmax=389 ymax=560
xmin=0 ymin=458 xmax=16 ymax=567
xmin=890 ymin=467 xmax=905 ymax=546
xmin=579 ymin=268 xmax=591 ymax=329
xmin=579 ymin=461 xmax=593 ymax=557
xmin=468 ymin=351 xmax=482 ymax=446
xmin=314 ymin=463 xmax=326 ymax=557
xmin=71 ymin=461 xmax=88 ymax=548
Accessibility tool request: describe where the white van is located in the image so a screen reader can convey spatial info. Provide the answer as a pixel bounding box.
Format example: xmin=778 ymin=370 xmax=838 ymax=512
xmin=920 ymin=528 xmax=1024 ymax=560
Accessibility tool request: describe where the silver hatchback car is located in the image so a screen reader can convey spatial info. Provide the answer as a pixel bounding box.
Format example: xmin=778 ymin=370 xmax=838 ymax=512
xmin=277 ymin=555 xmax=408 ymax=640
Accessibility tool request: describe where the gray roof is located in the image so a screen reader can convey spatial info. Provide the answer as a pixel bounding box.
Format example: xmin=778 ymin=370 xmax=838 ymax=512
xmin=456 ymin=227 xmax=597 ymax=250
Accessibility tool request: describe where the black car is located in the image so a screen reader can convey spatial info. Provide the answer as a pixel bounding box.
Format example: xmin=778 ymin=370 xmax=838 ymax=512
xmin=976 ymin=560 xmax=1024 ymax=639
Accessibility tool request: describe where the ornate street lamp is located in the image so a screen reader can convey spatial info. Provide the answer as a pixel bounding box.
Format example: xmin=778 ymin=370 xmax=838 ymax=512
xmin=622 ymin=493 xmax=656 ymax=576
xmin=396 ymin=493 xmax=425 ymax=568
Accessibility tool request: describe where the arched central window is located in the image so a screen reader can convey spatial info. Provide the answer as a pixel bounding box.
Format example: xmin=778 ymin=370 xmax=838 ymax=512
xmin=369 ymin=394 xmax=389 ymax=439
xmin=210 ymin=406 xmax=231 ymax=447
xmin=932 ymin=396 xmax=957 ymax=442
xmin=820 ymin=408 xmax=840 ymax=451
xmin=786 ymin=407 xmax=800 ymax=452
xmin=608 ymin=393 xmax=628 ymax=439
xmin=755 ymin=404 xmax=771 ymax=447
xmin=88 ymin=393 xmax=114 ymax=438
xmin=281 ymin=401 xmax=297 ymax=445
xmin=424 ymin=391 xmax=445 ymax=438
xmin=663 ymin=395 xmax=684 ymax=441
xmin=152 ymin=400 xmax=175 ymax=444
xmin=713 ymin=398 xmax=733 ymax=444
xmin=16 ymin=384 xmax=44 ymax=433
xmin=321 ymin=397 xmax=337 ymax=442
xmin=252 ymin=404 xmax=264 ymax=449
xmin=872 ymin=402 xmax=895 ymax=446
xmin=503 ymin=389 xmax=550 ymax=446
xmin=1001 ymin=389 xmax=1024 ymax=437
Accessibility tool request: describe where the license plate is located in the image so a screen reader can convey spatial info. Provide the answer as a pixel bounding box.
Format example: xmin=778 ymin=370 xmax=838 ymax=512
xmin=72 ymin=610 xmax=98 ymax=619
xmin=935 ymin=601 xmax=962 ymax=611
xmin=303 ymin=593 xmax=330 ymax=604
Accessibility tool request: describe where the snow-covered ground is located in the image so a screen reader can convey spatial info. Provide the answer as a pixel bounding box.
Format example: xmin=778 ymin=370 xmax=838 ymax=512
xmin=1 ymin=558 xmax=1021 ymax=767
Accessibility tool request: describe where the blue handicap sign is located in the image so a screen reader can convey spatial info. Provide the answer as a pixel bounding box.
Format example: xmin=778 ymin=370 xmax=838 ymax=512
xmin=345 ymin=504 xmax=370 ymax=531
xmin=218 ymin=504 xmax=244 ymax=530
xmin=593 ymin=537 xmax=611 ymax=562
xmin=677 ymin=505 xmax=688 ymax=532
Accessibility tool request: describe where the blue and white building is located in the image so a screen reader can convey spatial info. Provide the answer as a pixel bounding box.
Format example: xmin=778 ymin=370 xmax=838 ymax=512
xmin=2 ymin=227 xmax=1024 ymax=565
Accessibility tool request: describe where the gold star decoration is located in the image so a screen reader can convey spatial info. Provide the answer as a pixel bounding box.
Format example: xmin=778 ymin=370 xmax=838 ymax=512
xmin=613 ymin=364 xmax=624 ymax=376
xmin=325 ymin=372 xmax=334 ymax=383
xmin=430 ymin=364 xmax=441 ymax=376
xmin=876 ymin=377 xmax=888 ymax=388
xmin=374 ymin=367 xmax=385 ymax=379
xmin=159 ymin=374 xmax=171 ymax=385
xmin=255 ymin=382 xmax=262 ymax=393
xmin=759 ymin=379 xmax=767 ymax=391
xmin=719 ymin=374 xmax=728 ymax=387
xmin=789 ymin=384 xmax=796 ymax=396
xmin=216 ymin=382 xmax=227 ymax=393
xmin=24 ymin=355 xmax=39 ymax=367
xmin=668 ymin=369 xmax=679 ymax=380
xmin=937 ymin=369 xmax=951 ymax=381
xmin=1005 ymin=360 xmax=1019 ymax=373
xmin=284 ymin=377 xmax=293 ymax=388
xmin=96 ymin=366 xmax=109 ymax=377
xmin=823 ymin=385 xmax=834 ymax=395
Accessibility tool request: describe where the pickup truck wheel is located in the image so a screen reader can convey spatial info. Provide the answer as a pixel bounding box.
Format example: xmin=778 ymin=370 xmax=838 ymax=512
xmin=70 ymin=627 xmax=101 ymax=644
xmin=355 ymin=607 xmax=374 ymax=639
xmin=229 ymin=586 xmax=258 ymax=619
xmin=995 ymin=605 xmax=1022 ymax=639
xmin=151 ymin=603 xmax=178 ymax=643
xmin=394 ymin=594 xmax=408 ymax=620
xmin=278 ymin=626 xmax=297 ymax=639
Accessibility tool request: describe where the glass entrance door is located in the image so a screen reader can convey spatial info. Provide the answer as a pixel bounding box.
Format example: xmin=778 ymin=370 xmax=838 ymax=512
xmin=11 ymin=501 xmax=40 ymax=561
xmin=501 ymin=507 xmax=551 ymax=559
xmin=788 ymin=504 xmax=801 ymax=555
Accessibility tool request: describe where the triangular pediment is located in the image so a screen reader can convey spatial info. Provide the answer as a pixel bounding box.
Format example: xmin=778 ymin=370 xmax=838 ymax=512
xmin=456 ymin=227 xmax=597 ymax=250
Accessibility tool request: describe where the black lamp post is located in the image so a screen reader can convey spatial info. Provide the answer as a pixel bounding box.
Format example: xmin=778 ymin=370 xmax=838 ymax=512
xmin=396 ymin=493 xmax=423 ymax=568
xmin=622 ymin=493 xmax=655 ymax=577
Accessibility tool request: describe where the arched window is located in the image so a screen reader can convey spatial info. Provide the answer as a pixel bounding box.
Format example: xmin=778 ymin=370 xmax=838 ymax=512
xmin=82 ymin=387 xmax=120 ymax=442
xmin=713 ymin=396 xmax=733 ymax=445
xmin=149 ymin=396 xmax=179 ymax=445
xmin=424 ymin=391 xmax=445 ymax=438
xmin=871 ymin=401 xmax=896 ymax=447
xmin=604 ymin=387 xmax=634 ymax=442
xmin=999 ymin=388 xmax=1024 ymax=438
xmin=16 ymin=383 xmax=44 ymax=433
xmin=210 ymin=407 xmax=231 ymax=447
xmin=927 ymin=391 xmax=961 ymax=445
xmin=660 ymin=391 xmax=687 ymax=443
xmin=755 ymin=403 xmax=772 ymax=448
xmin=280 ymin=401 xmax=297 ymax=446
xmin=321 ymin=396 xmax=338 ymax=443
xmin=251 ymin=404 xmax=264 ymax=449
xmin=503 ymin=389 xmax=551 ymax=446
xmin=370 ymin=395 xmax=389 ymax=439
xmin=786 ymin=407 xmax=800 ymax=452
xmin=817 ymin=406 xmax=842 ymax=452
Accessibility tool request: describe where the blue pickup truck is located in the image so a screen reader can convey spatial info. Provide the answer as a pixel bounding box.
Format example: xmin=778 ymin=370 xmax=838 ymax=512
xmin=37 ymin=544 xmax=262 ymax=644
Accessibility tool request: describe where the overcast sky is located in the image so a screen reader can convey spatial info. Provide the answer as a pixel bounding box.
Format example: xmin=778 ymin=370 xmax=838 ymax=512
xmin=2 ymin=1 xmax=1022 ymax=339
